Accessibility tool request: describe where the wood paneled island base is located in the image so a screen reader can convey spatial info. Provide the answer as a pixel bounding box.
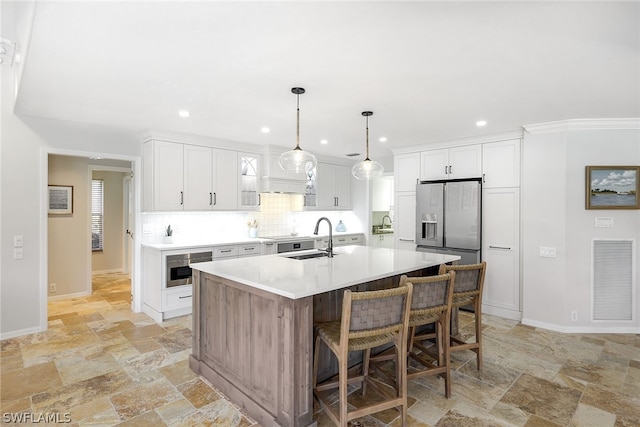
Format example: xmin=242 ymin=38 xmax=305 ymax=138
xmin=189 ymin=247 xmax=459 ymax=426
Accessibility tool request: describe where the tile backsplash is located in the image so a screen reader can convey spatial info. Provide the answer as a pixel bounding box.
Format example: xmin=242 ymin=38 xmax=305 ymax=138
xmin=141 ymin=193 xmax=363 ymax=244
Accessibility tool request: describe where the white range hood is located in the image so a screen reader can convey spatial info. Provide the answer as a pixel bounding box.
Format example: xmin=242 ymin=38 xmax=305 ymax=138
xmin=261 ymin=147 xmax=307 ymax=194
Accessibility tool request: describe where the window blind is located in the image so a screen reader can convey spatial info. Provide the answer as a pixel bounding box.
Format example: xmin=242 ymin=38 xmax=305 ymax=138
xmin=91 ymin=179 xmax=104 ymax=251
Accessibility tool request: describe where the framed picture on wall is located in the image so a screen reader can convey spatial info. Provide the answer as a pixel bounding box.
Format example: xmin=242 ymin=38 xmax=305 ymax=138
xmin=48 ymin=185 xmax=73 ymax=214
xmin=586 ymin=166 xmax=639 ymax=210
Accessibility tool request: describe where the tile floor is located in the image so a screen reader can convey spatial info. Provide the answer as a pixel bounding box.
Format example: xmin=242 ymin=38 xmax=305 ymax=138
xmin=1 ymin=272 xmax=639 ymax=426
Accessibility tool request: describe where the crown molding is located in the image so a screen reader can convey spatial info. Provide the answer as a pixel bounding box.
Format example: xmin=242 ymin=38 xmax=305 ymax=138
xmin=391 ymin=128 xmax=524 ymax=155
xmin=524 ymin=118 xmax=640 ymax=134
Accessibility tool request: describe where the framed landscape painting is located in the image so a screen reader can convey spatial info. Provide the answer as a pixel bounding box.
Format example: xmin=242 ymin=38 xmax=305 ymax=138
xmin=586 ymin=166 xmax=639 ymax=210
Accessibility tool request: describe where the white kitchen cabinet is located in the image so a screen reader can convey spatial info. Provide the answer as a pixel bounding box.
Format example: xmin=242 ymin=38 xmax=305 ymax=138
xmin=183 ymin=145 xmax=238 ymax=211
xmin=482 ymin=139 xmax=521 ymax=188
xmin=482 ymin=188 xmax=521 ymax=319
xmin=370 ymin=233 xmax=394 ymax=248
xmin=148 ymin=141 xmax=185 ymax=211
xmin=312 ymin=162 xmax=352 ymax=210
xmin=183 ymin=144 xmax=213 ymax=210
xmin=239 ymin=153 xmax=261 ymax=209
xmin=372 ymin=175 xmax=393 ymax=211
xmin=394 ymin=153 xmax=420 ymax=192
xmin=142 ymin=246 xmax=213 ymax=323
xmin=420 ymin=144 xmax=482 ymax=181
xmin=315 ymin=233 xmax=364 ymax=248
xmin=394 ymin=192 xmax=416 ymax=251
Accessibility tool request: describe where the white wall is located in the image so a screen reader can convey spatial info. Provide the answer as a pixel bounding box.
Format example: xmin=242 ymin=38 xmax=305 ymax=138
xmin=1 ymin=1 xmax=142 ymax=338
xmin=522 ymin=124 xmax=640 ymax=332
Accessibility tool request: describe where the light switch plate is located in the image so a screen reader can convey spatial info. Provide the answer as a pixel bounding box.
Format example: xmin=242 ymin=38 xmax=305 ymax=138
xmin=539 ymin=246 xmax=557 ymax=258
xmin=142 ymin=224 xmax=152 ymax=234
xmin=595 ymin=217 xmax=614 ymax=228
xmin=13 ymin=235 xmax=24 ymax=247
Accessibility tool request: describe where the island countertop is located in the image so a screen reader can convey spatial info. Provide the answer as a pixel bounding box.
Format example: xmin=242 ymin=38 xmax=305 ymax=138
xmin=191 ymin=245 xmax=460 ymax=299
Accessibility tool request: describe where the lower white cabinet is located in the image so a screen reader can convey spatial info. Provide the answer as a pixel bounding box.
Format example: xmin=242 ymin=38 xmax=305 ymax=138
xmin=142 ymin=242 xmax=263 ymax=323
xmin=315 ymin=233 xmax=364 ymax=249
xmin=370 ymin=233 xmax=394 ymax=249
xmin=482 ymin=188 xmax=521 ymax=320
xmin=394 ymin=192 xmax=416 ymax=251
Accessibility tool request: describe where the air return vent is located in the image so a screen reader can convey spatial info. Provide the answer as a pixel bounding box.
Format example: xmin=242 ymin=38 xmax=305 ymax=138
xmin=592 ymin=239 xmax=635 ymax=321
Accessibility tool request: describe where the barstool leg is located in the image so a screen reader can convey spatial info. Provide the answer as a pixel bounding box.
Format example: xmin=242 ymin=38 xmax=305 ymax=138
xmin=362 ymin=348 xmax=371 ymax=396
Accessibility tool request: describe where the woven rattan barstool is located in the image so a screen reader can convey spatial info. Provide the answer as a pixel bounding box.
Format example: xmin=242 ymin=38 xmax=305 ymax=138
xmin=404 ymin=272 xmax=455 ymax=397
xmin=313 ymin=284 xmax=413 ymax=427
xmin=369 ymin=272 xmax=455 ymax=398
xmin=438 ymin=261 xmax=487 ymax=370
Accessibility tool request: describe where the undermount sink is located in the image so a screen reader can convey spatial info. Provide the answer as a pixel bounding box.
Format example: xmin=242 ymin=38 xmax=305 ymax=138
xmin=283 ymin=251 xmax=337 ymax=260
xmin=373 ymin=228 xmax=394 ymax=234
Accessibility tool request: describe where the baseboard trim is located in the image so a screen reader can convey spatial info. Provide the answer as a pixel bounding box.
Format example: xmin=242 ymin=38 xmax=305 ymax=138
xmin=92 ymin=269 xmax=125 ymax=275
xmin=521 ymin=317 xmax=640 ymax=334
xmin=48 ymin=291 xmax=91 ymax=301
xmin=482 ymin=304 xmax=522 ymax=321
xmin=0 ymin=325 xmax=44 ymax=340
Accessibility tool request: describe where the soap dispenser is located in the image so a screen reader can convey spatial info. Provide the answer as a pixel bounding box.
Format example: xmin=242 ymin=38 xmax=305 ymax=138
xmin=335 ymin=220 xmax=346 ymax=232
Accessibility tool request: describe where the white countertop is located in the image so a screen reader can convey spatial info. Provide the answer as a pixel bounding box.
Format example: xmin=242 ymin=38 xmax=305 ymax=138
xmin=141 ymin=232 xmax=361 ymax=250
xmin=191 ymin=245 xmax=460 ymax=299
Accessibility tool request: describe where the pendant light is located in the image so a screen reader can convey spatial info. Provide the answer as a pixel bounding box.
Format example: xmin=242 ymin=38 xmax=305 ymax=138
xmin=279 ymin=87 xmax=317 ymax=173
xmin=352 ymin=111 xmax=384 ymax=180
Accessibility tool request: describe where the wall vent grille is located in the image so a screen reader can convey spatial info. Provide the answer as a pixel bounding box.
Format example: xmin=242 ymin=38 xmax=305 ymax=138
xmin=592 ymin=239 xmax=635 ymax=321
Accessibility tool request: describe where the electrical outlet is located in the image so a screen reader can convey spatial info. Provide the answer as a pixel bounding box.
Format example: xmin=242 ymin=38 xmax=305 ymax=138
xmin=142 ymin=224 xmax=152 ymax=234
xmin=49 ymin=283 xmax=57 ymax=293
xmin=13 ymin=248 xmax=23 ymax=260
xmin=571 ymin=311 xmax=578 ymax=321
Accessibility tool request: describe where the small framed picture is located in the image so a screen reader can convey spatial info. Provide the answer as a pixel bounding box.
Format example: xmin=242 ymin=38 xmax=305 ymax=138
xmin=586 ymin=166 xmax=639 ymax=210
xmin=48 ymin=185 xmax=74 ymax=215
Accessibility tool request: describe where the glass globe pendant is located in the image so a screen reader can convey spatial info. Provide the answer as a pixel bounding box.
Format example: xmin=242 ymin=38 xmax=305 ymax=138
xmin=279 ymin=87 xmax=317 ymax=173
xmin=352 ymin=111 xmax=384 ymax=180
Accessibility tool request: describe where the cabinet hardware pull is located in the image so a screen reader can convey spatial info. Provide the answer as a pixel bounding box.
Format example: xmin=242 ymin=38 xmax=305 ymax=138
xmin=482 ymin=173 xmax=486 ymax=183
xmin=258 ymin=194 xmax=261 ymax=206
xmin=489 ymin=245 xmax=511 ymax=250
xmin=399 ymin=239 xmax=413 ymax=242
xmin=213 ymin=192 xmax=217 ymax=205
xmin=445 ymin=165 xmax=448 ymax=175
xmin=209 ymin=192 xmax=213 ymax=205
xmin=449 ymin=165 xmax=453 ymax=174
xmin=179 ymin=295 xmax=192 ymax=299
xmin=180 ymin=191 xmax=184 ymax=205
xmin=220 ymin=249 xmax=231 ymax=253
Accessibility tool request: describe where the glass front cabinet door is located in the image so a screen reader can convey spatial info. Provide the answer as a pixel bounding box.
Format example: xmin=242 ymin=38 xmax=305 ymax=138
xmin=240 ymin=154 xmax=261 ymax=209
xmin=304 ymin=167 xmax=317 ymax=208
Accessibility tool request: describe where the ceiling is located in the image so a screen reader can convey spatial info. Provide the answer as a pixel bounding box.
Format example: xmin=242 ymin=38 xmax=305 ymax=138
xmin=11 ymin=1 xmax=640 ymax=160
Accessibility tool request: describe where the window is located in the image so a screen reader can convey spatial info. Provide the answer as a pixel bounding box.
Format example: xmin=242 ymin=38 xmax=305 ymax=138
xmin=91 ymin=179 xmax=104 ymax=251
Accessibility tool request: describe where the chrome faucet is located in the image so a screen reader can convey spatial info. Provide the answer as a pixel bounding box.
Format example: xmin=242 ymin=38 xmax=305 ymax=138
xmin=313 ymin=217 xmax=333 ymax=258
xmin=382 ymin=215 xmax=393 ymax=228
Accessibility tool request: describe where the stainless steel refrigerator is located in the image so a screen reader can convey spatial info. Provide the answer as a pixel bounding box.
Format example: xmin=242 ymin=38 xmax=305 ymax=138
xmin=415 ymin=179 xmax=481 ymax=264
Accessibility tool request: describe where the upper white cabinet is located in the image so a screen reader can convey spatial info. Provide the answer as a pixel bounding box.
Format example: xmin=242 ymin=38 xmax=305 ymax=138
xmin=145 ymin=140 xmax=185 ymax=211
xmin=482 ymin=139 xmax=521 ymax=188
xmin=239 ymin=154 xmax=261 ymax=209
xmin=143 ymin=139 xmax=253 ymax=212
xmin=372 ymin=175 xmax=393 ymax=211
xmin=181 ymin=144 xmax=238 ymax=211
xmin=420 ymin=144 xmax=482 ymax=181
xmin=394 ymin=153 xmax=420 ymax=192
xmin=308 ymin=162 xmax=352 ymax=210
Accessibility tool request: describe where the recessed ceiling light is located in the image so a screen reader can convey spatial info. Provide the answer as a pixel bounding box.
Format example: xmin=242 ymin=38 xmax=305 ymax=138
xmin=178 ymin=110 xmax=190 ymax=118
xmin=320 ymin=139 xmax=328 ymax=145
xmin=476 ymin=120 xmax=487 ymax=127
xmin=261 ymin=127 xmax=270 ymax=134
xmin=379 ymin=137 xmax=387 ymax=143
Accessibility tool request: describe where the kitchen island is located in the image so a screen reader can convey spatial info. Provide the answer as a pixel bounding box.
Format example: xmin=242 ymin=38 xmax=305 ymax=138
xmin=189 ymin=246 xmax=459 ymax=427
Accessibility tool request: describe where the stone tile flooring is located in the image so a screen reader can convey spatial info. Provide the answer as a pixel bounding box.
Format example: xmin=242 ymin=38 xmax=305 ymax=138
xmin=1 ymin=272 xmax=639 ymax=426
